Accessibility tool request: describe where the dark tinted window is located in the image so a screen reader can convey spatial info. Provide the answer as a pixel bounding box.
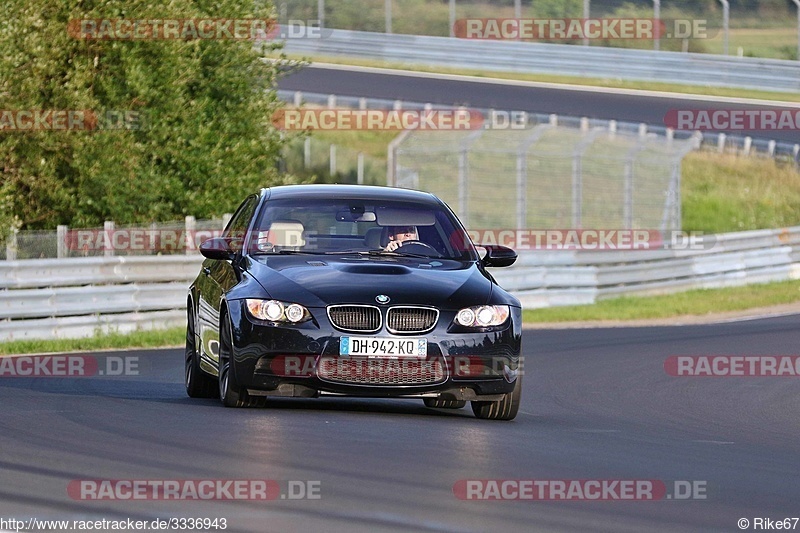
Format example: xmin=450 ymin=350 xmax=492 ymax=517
xmin=223 ymin=195 xmax=258 ymax=252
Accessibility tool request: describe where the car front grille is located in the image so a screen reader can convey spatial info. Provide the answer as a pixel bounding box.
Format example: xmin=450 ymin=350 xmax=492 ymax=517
xmin=317 ymin=356 xmax=445 ymax=385
xmin=387 ymin=307 xmax=438 ymax=333
xmin=327 ymin=305 xmax=381 ymax=332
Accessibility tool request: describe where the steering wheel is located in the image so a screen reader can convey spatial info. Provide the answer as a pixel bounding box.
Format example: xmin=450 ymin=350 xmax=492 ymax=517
xmin=398 ymin=240 xmax=441 ymax=256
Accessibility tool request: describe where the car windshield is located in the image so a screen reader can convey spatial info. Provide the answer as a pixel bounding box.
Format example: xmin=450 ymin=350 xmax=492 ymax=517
xmin=248 ymin=197 xmax=478 ymax=261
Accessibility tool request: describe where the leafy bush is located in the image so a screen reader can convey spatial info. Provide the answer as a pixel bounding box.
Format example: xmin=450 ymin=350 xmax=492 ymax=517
xmin=0 ymin=0 xmax=296 ymax=232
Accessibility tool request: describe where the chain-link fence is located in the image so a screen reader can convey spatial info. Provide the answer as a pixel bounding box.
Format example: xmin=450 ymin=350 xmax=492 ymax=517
xmin=392 ymin=114 xmax=699 ymax=231
xmin=280 ymin=90 xmax=800 ymax=164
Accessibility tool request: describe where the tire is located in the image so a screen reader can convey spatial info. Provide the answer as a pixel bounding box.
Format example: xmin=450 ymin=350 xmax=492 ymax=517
xmin=218 ymin=310 xmax=266 ymax=408
xmin=185 ymin=301 xmax=218 ymax=399
xmin=423 ymin=398 xmax=467 ymax=409
xmin=471 ymin=375 xmax=522 ymax=421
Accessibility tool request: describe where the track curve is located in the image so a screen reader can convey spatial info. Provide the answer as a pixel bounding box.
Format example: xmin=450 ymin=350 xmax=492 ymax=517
xmin=277 ymin=65 xmax=800 ymax=143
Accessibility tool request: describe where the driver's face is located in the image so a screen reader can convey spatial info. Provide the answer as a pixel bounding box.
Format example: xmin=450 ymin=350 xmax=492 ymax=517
xmin=389 ymin=226 xmax=417 ymax=243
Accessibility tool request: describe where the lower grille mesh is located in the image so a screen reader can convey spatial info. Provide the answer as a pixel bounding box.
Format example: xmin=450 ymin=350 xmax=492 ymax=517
xmin=318 ymin=356 xmax=445 ymax=385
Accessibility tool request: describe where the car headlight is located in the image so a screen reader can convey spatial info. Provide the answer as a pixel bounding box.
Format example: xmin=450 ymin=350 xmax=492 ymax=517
xmin=246 ymin=299 xmax=311 ymax=323
xmin=454 ymin=305 xmax=510 ymax=327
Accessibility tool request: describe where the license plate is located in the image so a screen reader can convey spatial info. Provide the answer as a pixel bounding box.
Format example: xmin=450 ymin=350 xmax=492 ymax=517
xmin=340 ymin=337 xmax=427 ymax=358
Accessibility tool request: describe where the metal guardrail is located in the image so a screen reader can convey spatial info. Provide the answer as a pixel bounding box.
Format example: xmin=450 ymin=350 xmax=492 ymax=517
xmin=0 ymin=256 xmax=202 ymax=341
xmin=0 ymin=255 xmax=203 ymax=289
xmin=2 ymin=226 xmax=800 ymax=341
xmin=493 ymin=226 xmax=800 ymax=308
xmin=282 ymin=29 xmax=800 ymax=93
xmin=1 ymin=310 xmax=186 ymax=343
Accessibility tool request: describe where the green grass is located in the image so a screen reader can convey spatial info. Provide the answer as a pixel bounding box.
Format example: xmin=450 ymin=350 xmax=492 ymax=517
xmin=286 ymin=54 xmax=800 ymax=104
xmin=705 ymin=27 xmax=798 ymax=60
xmin=682 ymin=152 xmax=800 ymax=233
xmin=308 ymin=129 xmax=398 ymax=161
xmin=524 ymin=279 xmax=800 ymax=323
xmin=0 ymin=327 xmax=185 ymax=356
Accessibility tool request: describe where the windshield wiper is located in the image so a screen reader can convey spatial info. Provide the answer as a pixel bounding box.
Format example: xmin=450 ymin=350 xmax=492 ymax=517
xmin=250 ymin=250 xmax=321 ymax=256
xmin=252 ymin=250 xmax=371 ymax=256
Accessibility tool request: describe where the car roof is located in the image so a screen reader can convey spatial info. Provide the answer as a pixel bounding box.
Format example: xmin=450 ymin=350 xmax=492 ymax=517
xmin=258 ymin=184 xmax=441 ymax=206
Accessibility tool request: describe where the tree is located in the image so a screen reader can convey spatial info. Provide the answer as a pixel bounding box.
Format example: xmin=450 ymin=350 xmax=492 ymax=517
xmin=0 ymin=0 xmax=295 ymax=233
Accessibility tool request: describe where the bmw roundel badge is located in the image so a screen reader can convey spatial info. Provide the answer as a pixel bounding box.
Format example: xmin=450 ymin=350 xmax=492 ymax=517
xmin=376 ymin=294 xmax=390 ymax=304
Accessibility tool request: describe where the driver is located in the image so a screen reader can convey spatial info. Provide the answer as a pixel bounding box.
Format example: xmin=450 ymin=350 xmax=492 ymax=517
xmin=385 ymin=225 xmax=418 ymax=252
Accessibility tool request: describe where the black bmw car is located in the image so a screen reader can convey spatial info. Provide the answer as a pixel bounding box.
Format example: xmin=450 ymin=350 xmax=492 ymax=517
xmin=185 ymin=185 xmax=523 ymax=420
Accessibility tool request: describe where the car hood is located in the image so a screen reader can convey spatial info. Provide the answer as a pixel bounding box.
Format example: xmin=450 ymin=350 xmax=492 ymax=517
xmin=245 ymin=255 xmax=492 ymax=309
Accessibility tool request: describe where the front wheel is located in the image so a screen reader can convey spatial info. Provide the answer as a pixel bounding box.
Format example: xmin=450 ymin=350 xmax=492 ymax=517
xmin=471 ymin=375 xmax=522 ymax=421
xmin=218 ymin=312 xmax=265 ymax=408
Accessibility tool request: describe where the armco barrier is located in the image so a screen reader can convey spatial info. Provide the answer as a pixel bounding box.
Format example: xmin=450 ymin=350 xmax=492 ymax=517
xmin=2 ymin=226 xmax=800 ymax=341
xmin=0 ymin=256 xmax=202 ymax=342
xmin=282 ymin=29 xmax=800 ymax=93
xmin=493 ymin=226 xmax=800 ymax=308
xmin=0 ymin=255 xmax=203 ymax=289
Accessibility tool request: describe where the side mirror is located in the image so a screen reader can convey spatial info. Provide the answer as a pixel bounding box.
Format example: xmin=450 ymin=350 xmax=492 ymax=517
xmin=480 ymin=244 xmax=517 ymax=268
xmin=199 ymin=237 xmax=235 ymax=261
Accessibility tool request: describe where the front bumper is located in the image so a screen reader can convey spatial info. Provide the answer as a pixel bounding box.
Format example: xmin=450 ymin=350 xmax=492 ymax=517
xmin=228 ymin=300 xmax=522 ymax=400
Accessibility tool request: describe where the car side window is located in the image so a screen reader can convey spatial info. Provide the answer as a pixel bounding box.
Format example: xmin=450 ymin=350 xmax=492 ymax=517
xmin=223 ymin=195 xmax=258 ymax=253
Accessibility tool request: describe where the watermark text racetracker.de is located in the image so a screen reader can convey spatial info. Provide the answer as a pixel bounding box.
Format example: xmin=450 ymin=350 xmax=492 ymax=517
xmin=0 ymin=109 xmax=144 ymax=131
xmin=68 ymin=479 xmax=321 ymax=501
xmin=453 ymin=18 xmax=711 ymax=40
xmin=272 ymin=108 xmax=558 ymax=132
xmin=664 ymin=108 xmax=800 ymax=131
xmin=68 ymin=18 xmax=329 ymax=40
xmin=66 ymin=228 xmax=224 ymax=253
xmin=453 ymin=479 xmax=707 ymax=500
xmin=270 ymin=354 xmax=522 ymax=379
xmin=0 ymin=355 xmax=139 ymax=378
xmin=458 ymin=229 xmax=714 ymax=251
xmin=665 ymin=356 xmax=800 ymax=377
xmin=271 ymin=108 xmax=485 ymax=131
